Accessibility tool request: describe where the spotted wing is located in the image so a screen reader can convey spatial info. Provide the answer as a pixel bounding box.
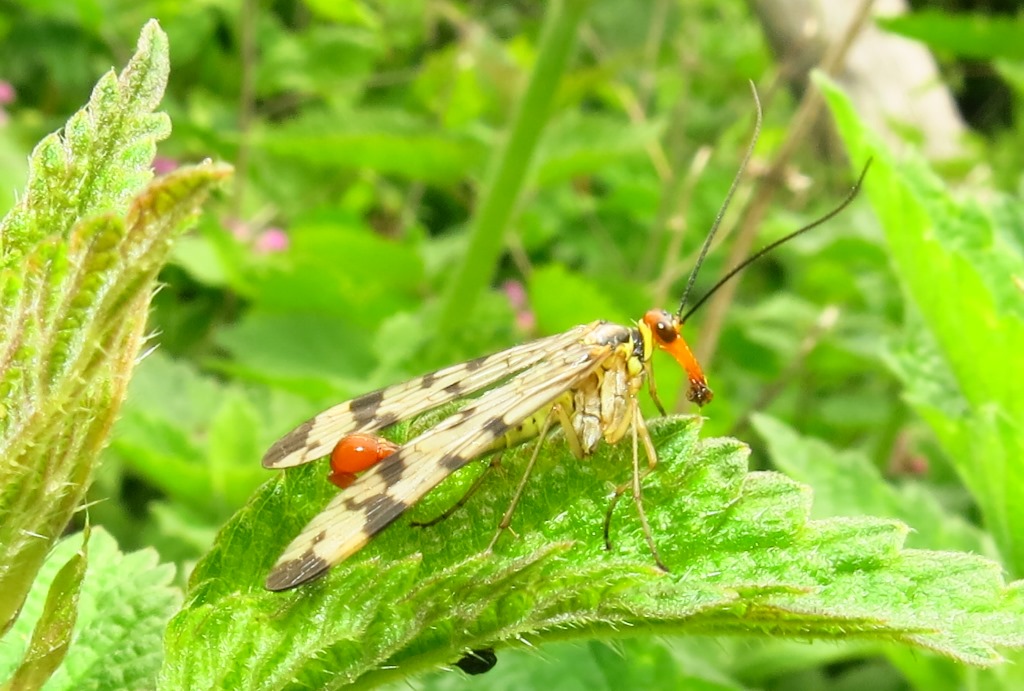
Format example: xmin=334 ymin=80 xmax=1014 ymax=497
xmin=262 ymin=324 xmax=597 ymax=469
xmin=265 ymin=337 xmax=613 ymax=590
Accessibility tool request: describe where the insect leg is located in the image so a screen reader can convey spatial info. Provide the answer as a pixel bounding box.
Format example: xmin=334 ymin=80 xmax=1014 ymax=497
xmin=602 ymin=486 xmax=623 ymax=552
xmin=554 ymin=402 xmax=585 ymax=458
xmin=409 ymin=453 xmax=503 ymax=528
xmin=643 ymin=359 xmax=668 ymax=416
xmin=486 ymin=404 xmax=561 ymax=552
xmin=629 ymin=409 xmax=667 ymax=570
xmin=603 ymin=406 xmax=667 ymax=571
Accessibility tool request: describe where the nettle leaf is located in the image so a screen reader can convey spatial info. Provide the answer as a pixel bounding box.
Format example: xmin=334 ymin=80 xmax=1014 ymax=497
xmin=752 ymin=413 xmax=994 ymax=556
xmin=0 ymin=19 xmax=230 ymax=647
xmin=163 ymin=418 xmax=1024 ymax=689
xmin=0 ymin=528 xmax=180 ymax=690
xmin=821 ymin=74 xmax=1024 ymax=576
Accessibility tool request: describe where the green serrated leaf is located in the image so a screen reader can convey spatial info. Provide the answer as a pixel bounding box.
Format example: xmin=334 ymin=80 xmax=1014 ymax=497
xmin=752 ymin=413 xmax=993 ymax=556
xmin=819 ymin=73 xmax=1024 ymax=576
xmin=164 ymin=418 xmax=1024 ymax=689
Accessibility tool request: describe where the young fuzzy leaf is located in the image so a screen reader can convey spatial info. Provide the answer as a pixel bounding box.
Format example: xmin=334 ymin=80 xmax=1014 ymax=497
xmin=164 ymin=418 xmax=1024 ymax=689
xmin=1 ymin=528 xmax=89 ymax=689
xmin=0 ymin=19 xmax=231 ymax=637
xmin=0 ymin=22 xmax=170 ymax=260
xmin=0 ymin=528 xmax=180 ymax=689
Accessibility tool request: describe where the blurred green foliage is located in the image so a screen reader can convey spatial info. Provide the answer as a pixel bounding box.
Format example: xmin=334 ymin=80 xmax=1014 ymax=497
xmin=0 ymin=1 xmax=1023 ymax=689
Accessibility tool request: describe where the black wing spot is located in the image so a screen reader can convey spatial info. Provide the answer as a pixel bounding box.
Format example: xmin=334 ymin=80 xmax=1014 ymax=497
xmin=375 ymin=411 xmax=400 ymax=429
xmin=464 ymin=355 xmax=488 ymax=372
xmin=481 ymin=416 xmax=508 ymax=439
xmin=262 ymin=419 xmax=314 ymax=467
xmin=343 ymin=495 xmax=370 ymax=511
xmin=363 ymin=493 xmax=409 ymax=530
xmin=440 ymin=452 xmax=470 ymax=471
xmin=350 ymin=389 xmax=385 ymax=426
xmin=265 ymin=553 xmax=330 ymax=591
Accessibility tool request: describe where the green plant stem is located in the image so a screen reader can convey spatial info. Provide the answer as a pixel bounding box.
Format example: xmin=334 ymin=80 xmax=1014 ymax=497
xmin=435 ymin=0 xmax=591 ymax=337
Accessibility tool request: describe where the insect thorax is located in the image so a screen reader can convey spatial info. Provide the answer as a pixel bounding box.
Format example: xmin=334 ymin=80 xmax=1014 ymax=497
xmin=572 ymin=322 xmax=647 ymax=451
xmin=493 ymin=322 xmax=646 ymax=458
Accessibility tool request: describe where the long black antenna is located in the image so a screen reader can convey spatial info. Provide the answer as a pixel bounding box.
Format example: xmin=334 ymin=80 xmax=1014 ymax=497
xmin=676 ymin=81 xmax=762 ymax=319
xmin=680 ymin=158 xmax=873 ymax=324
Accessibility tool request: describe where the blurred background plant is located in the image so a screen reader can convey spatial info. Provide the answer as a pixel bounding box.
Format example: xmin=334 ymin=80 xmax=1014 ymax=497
xmin=0 ymin=0 xmax=1022 ymax=689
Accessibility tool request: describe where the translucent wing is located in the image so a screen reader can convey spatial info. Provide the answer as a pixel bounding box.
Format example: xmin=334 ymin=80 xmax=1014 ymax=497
xmin=265 ymin=337 xmax=613 ymax=590
xmin=263 ymin=324 xmax=597 ymax=469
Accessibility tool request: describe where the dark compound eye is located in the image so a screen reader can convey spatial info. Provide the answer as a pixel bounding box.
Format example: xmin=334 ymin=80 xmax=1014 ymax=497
xmin=642 ymin=309 xmax=679 ymax=344
xmin=655 ymin=317 xmax=676 ymax=343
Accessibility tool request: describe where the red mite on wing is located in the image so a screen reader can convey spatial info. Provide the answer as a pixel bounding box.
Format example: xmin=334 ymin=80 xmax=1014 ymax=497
xmin=260 ymin=93 xmax=871 ymax=591
xmin=328 ymin=434 xmax=400 ymax=490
